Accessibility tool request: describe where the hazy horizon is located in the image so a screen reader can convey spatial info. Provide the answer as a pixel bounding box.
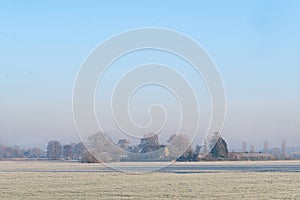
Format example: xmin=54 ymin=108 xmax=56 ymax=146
xmin=1 ymin=1 xmax=300 ymax=150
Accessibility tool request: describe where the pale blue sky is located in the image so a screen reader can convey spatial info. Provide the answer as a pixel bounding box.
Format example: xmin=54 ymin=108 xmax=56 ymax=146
xmin=0 ymin=1 xmax=300 ymax=150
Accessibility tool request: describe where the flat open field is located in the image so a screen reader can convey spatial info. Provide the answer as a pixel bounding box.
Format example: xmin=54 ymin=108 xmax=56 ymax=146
xmin=0 ymin=161 xmax=300 ymax=199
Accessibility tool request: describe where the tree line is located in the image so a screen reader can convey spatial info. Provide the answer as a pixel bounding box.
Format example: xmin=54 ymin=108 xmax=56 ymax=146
xmin=45 ymin=141 xmax=96 ymax=163
xmin=1 ymin=132 xmax=228 ymax=162
xmin=0 ymin=144 xmax=44 ymax=160
xmin=0 ymin=141 xmax=94 ymax=162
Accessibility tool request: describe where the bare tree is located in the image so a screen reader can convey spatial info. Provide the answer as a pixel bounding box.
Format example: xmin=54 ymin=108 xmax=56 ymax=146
xmin=46 ymin=140 xmax=62 ymax=160
xmin=5 ymin=145 xmax=23 ymax=158
xmin=242 ymin=141 xmax=247 ymax=153
xmin=281 ymin=139 xmax=287 ymax=158
xmin=80 ymin=149 xmax=100 ymax=163
xmin=73 ymin=142 xmax=85 ymax=160
xmin=0 ymin=145 xmax=44 ymax=159
xmin=167 ymin=134 xmax=192 ymax=160
xmin=85 ymin=132 xmax=122 ymax=162
xmin=31 ymin=148 xmax=44 ymax=158
xmin=250 ymin=144 xmax=255 ymax=153
xmin=200 ymin=139 xmax=209 ymax=155
xmin=209 ymin=132 xmax=221 ymax=150
xmin=63 ymin=145 xmax=73 ymax=160
xmin=22 ymin=147 xmax=44 ymax=158
xmin=264 ymin=141 xmax=269 ymax=153
xmin=0 ymin=145 xmax=5 ymax=160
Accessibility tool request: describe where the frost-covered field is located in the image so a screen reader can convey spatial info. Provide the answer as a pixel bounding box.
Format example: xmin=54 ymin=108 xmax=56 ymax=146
xmin=0 ymin=161 xmax=300 ymax=199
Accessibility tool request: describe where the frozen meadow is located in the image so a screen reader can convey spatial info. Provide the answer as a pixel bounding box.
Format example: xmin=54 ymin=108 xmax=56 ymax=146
xmin=0 ymin=161 xmax=300 ymax=199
